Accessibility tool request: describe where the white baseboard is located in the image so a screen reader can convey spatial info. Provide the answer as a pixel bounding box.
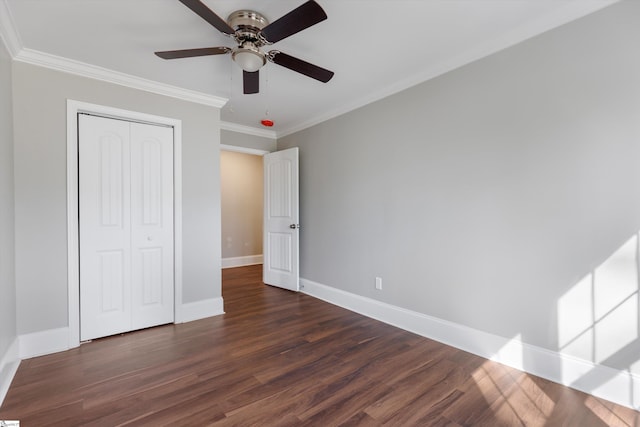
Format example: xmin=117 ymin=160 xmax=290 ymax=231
xmin=179 ymin=297 xmax=225 ymax=323
xmin=221 ymin=255 xmax=263 ymax=269
xmin=19 ymin=327 xmax=71 ymax=359
xmin=13 ymin=298 xmax=225 ymax=362
xmin=0 ymin=337 xmax=20 ymax=407
xmin=300 ymin=278 xmax=640 ymax=411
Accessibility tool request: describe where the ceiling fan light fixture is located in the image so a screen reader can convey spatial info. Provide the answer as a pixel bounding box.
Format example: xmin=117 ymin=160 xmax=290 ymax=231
xmin=232 ymin=44 xmax=266 ymax=72
xmin=157 ymin=1 xmax=334 ymax=94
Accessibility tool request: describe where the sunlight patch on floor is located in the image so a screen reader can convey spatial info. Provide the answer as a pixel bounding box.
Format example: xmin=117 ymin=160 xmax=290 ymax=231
xmin=471 ymin=354 xmax=555 ymax=426
xmin=584 ymin=395 xmax=635 ymax=426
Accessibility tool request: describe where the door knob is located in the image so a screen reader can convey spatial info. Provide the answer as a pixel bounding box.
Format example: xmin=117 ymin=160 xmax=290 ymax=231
xmin=289 ymin=224 xmax=300 ymax=229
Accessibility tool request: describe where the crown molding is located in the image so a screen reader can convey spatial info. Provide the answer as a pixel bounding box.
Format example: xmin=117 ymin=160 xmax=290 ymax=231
xmin=0 ymin=0 xmax=22 ymax=57
xmin=13 ymin=48 xmax=228 ymax=108
xmin=2 ymin=0 xmax=226 ymax=109
xmin=277 ymin=0 xmax=619 ymax=138
xmin=220 ymin=144 xmax=269 ymax=156
xmin=3 ymin=0 xmax=619 ymax=137
xmin=1 ymin=3 xmax=268 ymax=136
xmin=220 ymin=121 xmax=277 ymax=139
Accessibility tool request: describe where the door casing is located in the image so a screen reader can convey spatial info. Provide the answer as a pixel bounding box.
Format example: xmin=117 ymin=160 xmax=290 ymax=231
xmin=66 ymin=99 xmax=183 ymax=347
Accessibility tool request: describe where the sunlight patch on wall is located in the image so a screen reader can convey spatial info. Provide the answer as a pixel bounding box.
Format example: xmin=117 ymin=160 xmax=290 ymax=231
xmin=594 ymin=237 xmax=638 ymax=320
xmin=490 ymin=333 xmax=524 ymax=370
xmin=595 ymin=297 xmax=638 ymax=363
xmin=558 ymin=274 xmax=594 ymax=360
xmin=632 ymin=359 xmax=640 ymax=409
xmin=557 ymin=234 xmax=640 ymax=369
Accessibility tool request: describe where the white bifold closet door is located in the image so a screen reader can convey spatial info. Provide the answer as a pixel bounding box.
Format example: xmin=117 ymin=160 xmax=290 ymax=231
xmin=79 ymin=114 xmax=174 ymax=341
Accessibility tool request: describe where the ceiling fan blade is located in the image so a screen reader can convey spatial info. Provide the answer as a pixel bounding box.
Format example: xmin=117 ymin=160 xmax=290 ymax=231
xmin=243 ymin=70 xmax=259 ymax=94
xmin=259 ymin=1 xmax=327 ymax=44
xmin=178 ymin=0 xmax=235 ymax=35
xmin=155 ymin=47 xmax=231 ymax=59
xmin=268 ymin=51 xmax=334 ymax=83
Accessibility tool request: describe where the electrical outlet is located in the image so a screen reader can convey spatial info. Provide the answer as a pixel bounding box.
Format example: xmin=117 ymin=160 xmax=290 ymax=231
xmin=375 ymin=277 xmax=382 ymax=290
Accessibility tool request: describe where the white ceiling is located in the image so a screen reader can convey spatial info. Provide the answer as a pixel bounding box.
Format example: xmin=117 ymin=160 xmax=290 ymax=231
xmin=2 ymin=0 xmax=618 ymax=137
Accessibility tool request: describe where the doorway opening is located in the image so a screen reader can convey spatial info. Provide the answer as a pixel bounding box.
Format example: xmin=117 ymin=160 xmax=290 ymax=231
xmin=219 ymin=144 xmax=300 ymax=292
xmin=220 ymin=145 xmax=267 ymax=269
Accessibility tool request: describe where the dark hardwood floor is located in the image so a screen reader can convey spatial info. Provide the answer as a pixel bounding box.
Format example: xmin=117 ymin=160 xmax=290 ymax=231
xmin=1 ymin=264 xmax=638 ymax=426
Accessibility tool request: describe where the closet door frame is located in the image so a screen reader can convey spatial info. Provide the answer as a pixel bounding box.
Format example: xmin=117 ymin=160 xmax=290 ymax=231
xmin=67 ymin=99 xmax=183 ymax=348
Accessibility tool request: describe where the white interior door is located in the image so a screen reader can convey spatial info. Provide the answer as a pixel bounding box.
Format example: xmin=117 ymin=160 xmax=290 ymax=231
xmin=79 ymin=115 xmax=131 ymax=340
xmin=129 ymin=123 xmax=175 ymax=330
xmin=79 ymin=114 xmax=174 ymax=341
xmin=263 ymin=147 xmax=299 ymax=291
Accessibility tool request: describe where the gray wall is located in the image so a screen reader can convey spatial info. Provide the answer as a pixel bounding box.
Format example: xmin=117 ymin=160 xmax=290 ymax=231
xmin=220 ymin=151 xmax=263 ymax=259
xmin=221 ymin=129 xmax=276 ymax=152
xmin=0 ymin=38 xmax=16 ymax=361
xmin=13 ymin=62 xmax=222 ymax=335
xmin=279 ymin=0 xmax=640 ymax=374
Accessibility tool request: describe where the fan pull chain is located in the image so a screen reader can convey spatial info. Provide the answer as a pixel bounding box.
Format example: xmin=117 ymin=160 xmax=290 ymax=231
xmin=228 ymin=58 xmax=235 ymax=114
xmin=260 ymin=65 xmax=274 ymax=127
xmin=264 ymin=65 xmax=270 ymax=117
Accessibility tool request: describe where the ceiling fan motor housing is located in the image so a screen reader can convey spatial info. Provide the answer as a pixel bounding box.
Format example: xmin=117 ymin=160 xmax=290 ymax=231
xmin=228 ymin=10 xmax=269 ymax=46
xmin=228 ymin=10 xmax=270 ymax=72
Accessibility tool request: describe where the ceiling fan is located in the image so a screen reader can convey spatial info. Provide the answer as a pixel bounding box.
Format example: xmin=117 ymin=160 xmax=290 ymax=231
xmin=155 ymin=0 xmax=335 ymax=94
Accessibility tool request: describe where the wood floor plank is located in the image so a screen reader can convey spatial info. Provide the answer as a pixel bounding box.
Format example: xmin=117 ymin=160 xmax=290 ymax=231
xmin=365 ymin=358 xmax=462 ymax=422
xmin=1 ymin=264 xmax=638 ymax=426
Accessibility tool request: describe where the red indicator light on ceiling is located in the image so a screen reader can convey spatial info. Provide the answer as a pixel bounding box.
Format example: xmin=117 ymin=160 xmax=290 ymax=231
xmin=261 ymin=119 xmax=274 ymax=127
